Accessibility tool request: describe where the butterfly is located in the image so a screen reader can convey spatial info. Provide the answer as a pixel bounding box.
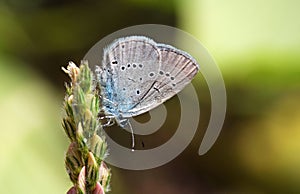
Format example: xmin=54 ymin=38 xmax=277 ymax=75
xmin=96 ymin=36 xmax=199 ymax=147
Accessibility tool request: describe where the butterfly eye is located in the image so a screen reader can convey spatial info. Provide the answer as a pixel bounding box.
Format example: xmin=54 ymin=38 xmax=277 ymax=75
xmin=121 ymin=66 xmax=125 ymax=71
xmin=127 ymin=63 xmax=131 ymax=68
xmin=159 ymin=71 xmax=164 ymax=75
xmin=170 ymin=77 xmax=174 ymax=80
xmin=138 ymin=64 xmax=143 ymax=68
xmin=132 ymin=63 xmax=137 ymax=68
xmin=136 ymin=90 xmax=140 ymax=95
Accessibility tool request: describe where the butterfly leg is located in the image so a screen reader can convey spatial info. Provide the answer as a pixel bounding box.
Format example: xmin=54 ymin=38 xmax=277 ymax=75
xmin=119 ymin=118 xmax=135 ymax=150
xmin=99 ymin=115 xmax=115 ymax=127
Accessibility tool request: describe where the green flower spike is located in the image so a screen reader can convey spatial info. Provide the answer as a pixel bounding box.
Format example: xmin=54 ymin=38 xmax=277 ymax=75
xmin=62 ymin=61 xmax=111 ymax=194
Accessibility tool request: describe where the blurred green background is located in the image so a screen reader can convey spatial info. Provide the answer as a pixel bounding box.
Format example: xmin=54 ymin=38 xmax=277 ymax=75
xmin=1 ymin=0 xmax=300 ymax=193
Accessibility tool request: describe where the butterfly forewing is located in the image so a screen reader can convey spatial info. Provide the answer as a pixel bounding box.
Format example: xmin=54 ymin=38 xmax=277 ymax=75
xmin=101 ymin=36 xmax=161 ymax=117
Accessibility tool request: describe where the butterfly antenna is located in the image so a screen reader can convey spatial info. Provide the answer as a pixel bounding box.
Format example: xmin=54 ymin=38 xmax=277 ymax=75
xmin=127 ymin=121 xmax=135 ymax=151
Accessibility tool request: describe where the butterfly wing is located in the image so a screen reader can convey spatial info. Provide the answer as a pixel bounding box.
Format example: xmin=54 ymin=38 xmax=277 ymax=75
xmin=125 ymin=43 xmax=199 ymax=116
xmin=156 ymin=44 xmax=199 ymax=94
xmin=99 ymin=36 xmax=161 ymax=117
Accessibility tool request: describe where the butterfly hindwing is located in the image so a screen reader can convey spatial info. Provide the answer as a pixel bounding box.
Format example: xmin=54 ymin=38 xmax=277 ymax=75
xmin=126 ymin=43 xmax=199 ymax=116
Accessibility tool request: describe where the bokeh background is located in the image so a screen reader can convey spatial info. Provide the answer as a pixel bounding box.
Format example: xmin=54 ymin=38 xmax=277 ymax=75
xmin=1 ymin=0 xmax=300 ymax=193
